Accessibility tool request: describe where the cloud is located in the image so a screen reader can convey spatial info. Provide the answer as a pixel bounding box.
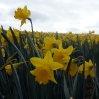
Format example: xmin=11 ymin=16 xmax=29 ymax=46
xmin=31 ymin=11 xmax=49 ymax=22
xmin=0 ymin=0 xmax=99 ymax=33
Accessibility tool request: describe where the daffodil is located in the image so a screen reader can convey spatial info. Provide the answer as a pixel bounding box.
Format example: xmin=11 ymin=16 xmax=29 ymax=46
xmin=30 ymin=51 xmax=63 ymax=84
xmin=79 ymin=33 xmax=86 ymax=41
xmin=68 ymin=59 xmax=78 ymax=76
xmin=14 ymin=5 xmax=31 ymax=26
xmin=1 ymin=48 xmax=5 ymax=57
xmin=7 ymin=29 xmax=14 ymax=43
xmin=5 ymin=62 xmax=24 ymax=75
xmin=43 ymin=37 xmax=61 ymax=50
xmin=1 ymin=36 xmax=7 ymax=46
xmin=79 ymin=60 xmax=95 ymax=79
xmin=51 ymin=43 xmax=73 ymax=70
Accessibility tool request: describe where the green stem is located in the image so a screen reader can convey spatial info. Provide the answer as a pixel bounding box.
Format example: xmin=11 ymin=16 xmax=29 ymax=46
xmin=27 ymin=18 xmax=34 ymax=43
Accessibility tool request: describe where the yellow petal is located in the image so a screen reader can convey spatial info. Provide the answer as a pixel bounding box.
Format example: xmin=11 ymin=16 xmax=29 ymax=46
xmin=44 ymin=37 xmax=55 ymax=45
xmin=13 ymin=63 xmax=23 ymax=69
xmin=21 ymin=19 xmax=26 ymax=26
xmin=44 ymin=51 xmax=53 ymax=64
xmin=89 ymin=68 xmax=95 ymax=78
xmin=89 ymin=60 xmax=93 ymax=65
xmin=43 ymin=44 xmax=53 ymax=50
xmin=62 ymin=56 xmax=70 ymax=63
xmin=51 ymin=48 xmax=58 ymax=53
xmin=85 ymin=71 xmax=89 ymax=79
xmin=50 ymin=62 xmax=63 ymax=70
xmin=30 ymin=58 xmax=44 ymax=67
xmin=64 ymin=46 xmax=73 ymax=55
xmin=24 ymin=5 xmax=27 ymax=12
xmin=27 ymin=10 xmax=31 ymax=17
xmin=59 ymin=43 xmax=63 ymax=51
xmin=79 ymin=65 xmax=83 ymax=73
xmin=69 ymin=63 xmax=78 ymax=76
xmin=30 ymin=70 xmax=35 ymax=75
xmin=50 ymin=70 xmax=57 ymax=84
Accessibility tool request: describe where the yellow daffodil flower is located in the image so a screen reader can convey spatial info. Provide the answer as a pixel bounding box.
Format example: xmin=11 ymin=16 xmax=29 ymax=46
xmin=43 ymin=37 xmax=62 ymax=50
xmin=30 ymin=51 xmax=63 ymax=84
xmin=51 ymin=43 xmax=73 ymax=70
xmin=14 ymin=5 xmax=31 ymax=26
xmin=7 ymin=30 xmax=14 ymax=43
xmin=79 ymin=60 xmax=95 ymax=79
xmin=1 ymin=36 xmax=7 ymax=46
xmin=68 ymin=59 xmax=78 ymax=76
xmin=5 ymin=62 xmax=24 ymax=75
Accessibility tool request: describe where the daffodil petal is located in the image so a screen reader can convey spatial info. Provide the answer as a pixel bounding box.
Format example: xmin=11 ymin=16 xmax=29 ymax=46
xmin=30 ymin=70 xmax=35 ymax=75
xmin=50 ymin=62 xmax=63 ymax=70
xmin=44 ymin=51 xmax=53 ymax=64
xmin=59 ymin=43 xmax=63 ymax=51
xmin=65 ymin=46 xmax=73 ymax=55
xmin=30 ymin=58 xmax=44 ymax=67
xmin=51 ymin=48 xmax=58 ymax=53
xmin=62 ymin=56 xmax=70 ymax=63
xmin=24 ymin=5 xmax=27 ymax=12
xmin=89 ymin=68 xmax=95 ymax=78
xmin=50 ymin=70 xmax=57 ymax=84
xmin=89 ymin=60 xmax=93 ymax=65
xmin=44 ymin=37 xmax=55 ymax=45
xmin=85 ymin=71 xmax=89 ymax=79
xmin=79 ymin=65 xmax=83 ymax=72
xmin=21 ymin=19 xmax=26 ymax=26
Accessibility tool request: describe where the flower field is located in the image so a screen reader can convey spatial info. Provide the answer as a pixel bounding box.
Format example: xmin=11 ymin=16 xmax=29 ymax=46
xmin=0 ymin=5 xmax=99 ymax=99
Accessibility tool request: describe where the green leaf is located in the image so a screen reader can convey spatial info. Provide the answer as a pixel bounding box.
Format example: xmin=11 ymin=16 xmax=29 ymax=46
xmin=6 ymin=52 xmax=18 ymax=62
xmin=25 ymin=30 xmax=41 ymax=57
xmin=65 ymin=57 xmax=72 ymax=77
xmin=1 ymin=33 xmax=27 ymax=66
xmin=63 ymin=74 xmax=70 ymax=99
xmin=82 ymin=60 xmax=86 ymax=98
xmin=9 ymin=27 xmax=20 ymax=49
xmin=72 ymin=72 xmax=78 ymax=99
xmin=68 ymin=75 xmax=73 ymax=96
xmin=11 ymin=63 xmax=23 ymax=99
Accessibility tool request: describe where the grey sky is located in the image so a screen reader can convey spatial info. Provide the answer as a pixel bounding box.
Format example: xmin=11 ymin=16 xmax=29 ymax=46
xmin=0 ymin=0 xmax=99 ymax=33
